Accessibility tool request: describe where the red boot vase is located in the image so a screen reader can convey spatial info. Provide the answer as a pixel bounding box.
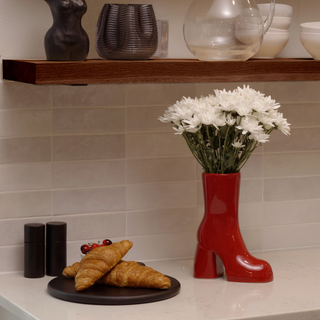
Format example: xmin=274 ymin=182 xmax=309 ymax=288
xmin=194 ymin=172 xmax=273 ymax=283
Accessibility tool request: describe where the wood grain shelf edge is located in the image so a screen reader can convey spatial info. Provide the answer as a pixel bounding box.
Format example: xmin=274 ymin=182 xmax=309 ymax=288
xmin=3 ymin=58 xmax=320 ymax=85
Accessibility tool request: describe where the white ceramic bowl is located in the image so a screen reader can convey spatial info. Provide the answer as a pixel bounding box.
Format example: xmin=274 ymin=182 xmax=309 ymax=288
xmin=268 ymin=27 xmax=291 ymax=33
xmin=300 ymin=22 xmax=320 ymax=34
xmin=300 ymin=32 xmax=320 ymax=60
xmin=235 ymin=18 xmax=262 ymax=31
xmin=253 ymin=31 xmax=290 ymax=59
xmin=262 ymin=16 xmax=292 ymax=30
xmin=235 ymin=29 xmax=262 ymax=44
xmin=258 ymin=3 xmax=293 ymax=17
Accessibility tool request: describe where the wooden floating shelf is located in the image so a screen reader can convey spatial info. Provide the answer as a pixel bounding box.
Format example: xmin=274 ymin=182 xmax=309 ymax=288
xmin=3 ymin=58 xmax=320 ymax=85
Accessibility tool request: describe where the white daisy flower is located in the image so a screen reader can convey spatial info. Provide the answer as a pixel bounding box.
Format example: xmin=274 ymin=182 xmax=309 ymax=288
xmin=235 ymin=100 xmax=254 ymax=116
xmin=272 ymin=111 xmax=291 ymax=135
xmin=249 ymin=131 xmax=270 ymax=143
xmin=236 ymin=115 xmax=263 ymax=134
xmin=158 ymin=85 xmax=290 ymax=173
xmin=183 ymin=114 xmax=202 ymax=133
xmin=226 ymin=113 xmax=236 ymax=126
xmin=232 ymin=141 xmax=245 ymax=148
xmin=173 ymin=125 xmax=185 ymax=135
xmin=214 ymin=89 xmax=238 ymax=112
xmin=256 ymin=112 xmax=275 ymax=130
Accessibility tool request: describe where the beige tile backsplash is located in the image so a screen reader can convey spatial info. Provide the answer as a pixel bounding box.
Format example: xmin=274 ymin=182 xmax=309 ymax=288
xmin=53 ymin=108 xmax=125 ymax=134
xmin=280 ymin=104 xmax=320 ymax=127
xmin=126 ymin=182 xmax=196 ymax=211
xmin=53 ymin=134 xmax=125 ymax=161
xmin=264 ymin=127 xmax=320 ymax=153
xmin=52 ymin=84 xmax=126 ymax=108
xmin=0 ymin=80 xmax=320 ymax=273
xmin=52 ymin=160 xmax=125 ymax=188
xmin=0 ymin=164 xmax=51 ymax=192
xmin=0 ymin=82 xmax=51 ymax=109
xmin=264 ymin=176 xmax=320 ymax=202
xmin=127 ymin=207 xmax=196 ymax=236
xmin=126 ymin=83 xmax=196 ymax=106
xmin=126 ymin=132 xmax=190 ymax=158
xmin=126 ymin=157 xmax=195 ymax=184
xmin=0 ymin=137 xmax=51 ymax=164
xmin=0 ymin=191 xmax=52 ymax=219
xmin=0 ymin=109 xmax=52 ymax=137
xmin=126 ymin=106 xmax=172 ymax=132
xmin=60 ymin=212 xmax=127 ymax=241
xmin=263 ymin=81 xmax=320 ymax=103
xmin=264 ymin=152 xmax=320 ymax=178
xmin=53 ymin=186 xmax=126 ymax=215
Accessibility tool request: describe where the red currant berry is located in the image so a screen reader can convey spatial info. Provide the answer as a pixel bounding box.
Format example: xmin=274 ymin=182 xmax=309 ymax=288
xmin=103 ymin=239 xmax=112 ymax=246
xmin=81 ymin=244 xmax=90 ymax=254
xmin=90 ymin=243 xmax=99 ymax=250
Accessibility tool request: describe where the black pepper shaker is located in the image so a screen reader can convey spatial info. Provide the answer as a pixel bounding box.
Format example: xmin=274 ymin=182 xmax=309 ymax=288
xmin=24 ymin=223 xmax=45 ymax=278
xmin=46 ymin=221 xmax=67 ymax=276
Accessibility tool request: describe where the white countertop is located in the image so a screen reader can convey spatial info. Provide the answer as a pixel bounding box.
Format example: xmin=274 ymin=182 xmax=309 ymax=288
xmin=1 ymin=247 xmax=320 ymax=320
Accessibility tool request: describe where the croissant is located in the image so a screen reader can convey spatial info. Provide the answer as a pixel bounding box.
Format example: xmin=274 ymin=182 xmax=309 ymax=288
xmin=98 ymin=260 xmax=171 ymax=289
xmin=62 ymin=262 xmax=80 ymax=277
xmin=75 ymin=240 xmax=133 ymax=291
xmin=63 ymin=260 xmax=171 ymax=289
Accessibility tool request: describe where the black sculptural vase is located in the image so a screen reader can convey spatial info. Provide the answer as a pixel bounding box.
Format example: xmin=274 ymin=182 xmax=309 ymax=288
xmin=44 ymin=0 xmax=89 ymax=61
xmin=96 ymin=4 xmax=158 ymax=60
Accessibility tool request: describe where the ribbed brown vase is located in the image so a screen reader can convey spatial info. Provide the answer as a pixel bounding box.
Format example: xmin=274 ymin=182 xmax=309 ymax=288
xmin=96 ymin=4 xmax=158 ymax=60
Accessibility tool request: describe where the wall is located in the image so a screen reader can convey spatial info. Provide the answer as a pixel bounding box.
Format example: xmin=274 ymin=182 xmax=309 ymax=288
xmin=0 ymin=0 xmax=319 ymax=273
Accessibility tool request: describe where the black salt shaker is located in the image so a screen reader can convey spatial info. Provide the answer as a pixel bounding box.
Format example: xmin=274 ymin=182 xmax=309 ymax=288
xmin=46 ymin=221 xmax=67 ymax=276
xmin=24 ymin=223 xmax=45 ymax=278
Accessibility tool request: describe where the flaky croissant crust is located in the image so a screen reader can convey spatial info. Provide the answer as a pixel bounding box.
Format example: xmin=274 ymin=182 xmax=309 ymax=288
xmin=62 ymin=262 xmax=80 ymax=277
xmin=63 ymin=260 xmax=171 ymax=289
xmin=98 ymin=260 xmax=171 ymax=289
xmin=74 ymin=240 xmax=133 ymax=291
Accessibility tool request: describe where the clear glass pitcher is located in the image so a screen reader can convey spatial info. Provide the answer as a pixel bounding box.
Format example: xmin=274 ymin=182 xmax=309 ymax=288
xmin=183 ymin=0 xmax=275 ymax=61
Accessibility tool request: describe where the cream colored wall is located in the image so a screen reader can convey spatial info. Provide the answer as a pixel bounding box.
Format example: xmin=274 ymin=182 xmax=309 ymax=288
xmin=0 ymin=0 xmax=320 ymax=273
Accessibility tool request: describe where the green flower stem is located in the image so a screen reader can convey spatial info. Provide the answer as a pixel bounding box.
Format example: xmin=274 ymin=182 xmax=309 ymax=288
xmin=236 ymin=140 xmax=259 ymax=171
xmin=206 ymin=125 xmax=216 ymax=165
xmin=217 ymin=130 xmax=222 ymax=173
xmin=220 ymin=125 xmax=231 ymax=174
xmin=186 ymin=132 xmax=208 ymax=171
xmin=182 ymin=133 xmax=203 ymax=167
xmin=182 ymin=123 xmax=270 ymax=174
xmin=267 ymin=127 xmax=275 ymax=135
xmin=197 ymin=130 xmax=213 ymax=173
xmin=233 ymin=147 xmax=240 ymax=160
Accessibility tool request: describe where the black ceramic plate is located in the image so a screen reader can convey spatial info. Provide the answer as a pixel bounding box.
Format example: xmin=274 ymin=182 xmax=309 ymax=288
xmin=47 ymin=275 xmax=180 ymax=305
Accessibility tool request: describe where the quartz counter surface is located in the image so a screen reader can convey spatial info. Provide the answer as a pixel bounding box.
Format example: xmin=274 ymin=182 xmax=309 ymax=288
xmin=1 ymin=247 xmax=320 ymax=320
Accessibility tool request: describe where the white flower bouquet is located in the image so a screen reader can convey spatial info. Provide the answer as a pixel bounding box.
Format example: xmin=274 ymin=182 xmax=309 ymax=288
xmin=159 ymin=85 xmax=290 ymax=174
